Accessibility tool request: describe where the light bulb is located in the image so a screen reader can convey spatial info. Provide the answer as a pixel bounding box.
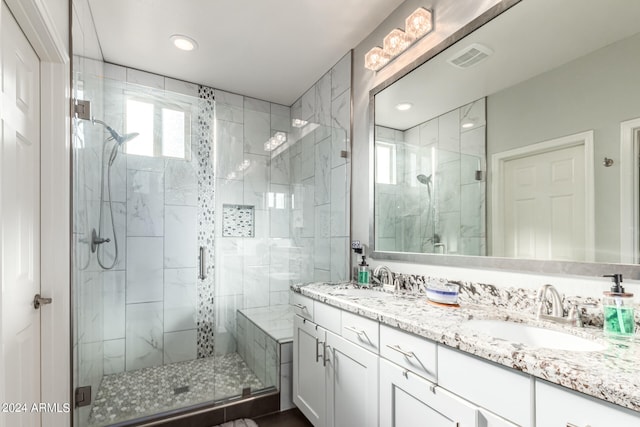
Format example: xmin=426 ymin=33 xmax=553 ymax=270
xmin=170 ymin=34 xmax=198 ymax=51
xmin=383 ymin=29 xmax=412 ymax=56
xmin=364 ymin=47 xmax=391 ymax=71
xmin=405 ymin=8 xmax=433 ymax=39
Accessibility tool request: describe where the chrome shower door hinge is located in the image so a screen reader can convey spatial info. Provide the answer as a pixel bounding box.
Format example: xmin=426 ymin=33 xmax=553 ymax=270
xmin=75 ymin=385 xmax=92 ymax=408
xmin=74 ymin=99 xmax=91 ymax=120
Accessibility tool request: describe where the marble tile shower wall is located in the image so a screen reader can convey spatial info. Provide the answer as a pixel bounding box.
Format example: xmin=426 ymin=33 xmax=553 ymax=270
xmin=375 ymin=98 xmax=486 ymax=256
xmin=94 ymin=65 xmax=203 ymax=374
xmin=212 ymin=90 xmax=294 ymax=354
xmin=289 ymin=52 xmax=352 ymax=284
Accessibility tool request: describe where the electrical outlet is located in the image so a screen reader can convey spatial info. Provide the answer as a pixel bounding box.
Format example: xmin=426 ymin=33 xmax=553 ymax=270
xmin=351 ymin=240 xmax=361 ymax=249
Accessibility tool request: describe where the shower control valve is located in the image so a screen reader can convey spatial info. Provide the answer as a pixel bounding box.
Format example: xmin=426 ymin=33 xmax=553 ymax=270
xmin=90 ymin=229 xmax=111 ymax=253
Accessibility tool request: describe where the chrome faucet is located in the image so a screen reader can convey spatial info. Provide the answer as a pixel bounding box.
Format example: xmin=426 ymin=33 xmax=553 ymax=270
xmin=372 ymin=265 xmax=395 ymax=290
xmin=535 ymin=284 xmax=583 ymax=327
xmin=536 ymin=284 xmax=563 ymax=317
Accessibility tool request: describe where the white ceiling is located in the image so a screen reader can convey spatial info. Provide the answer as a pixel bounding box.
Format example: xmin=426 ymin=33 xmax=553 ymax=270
xmin=88 ymin=0 xmax=405 ymax=105
xmin=375 ymin=0 xmax=640 ymax=130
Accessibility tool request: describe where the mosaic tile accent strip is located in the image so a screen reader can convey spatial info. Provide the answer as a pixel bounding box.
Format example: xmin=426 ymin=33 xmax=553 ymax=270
xmin=197 ymin=86 xmax=216 ymax=358
xmin=88 ymin=353 xmax=266 ymax=426
xmin=222 ymin=204 xmax=255 ymax=237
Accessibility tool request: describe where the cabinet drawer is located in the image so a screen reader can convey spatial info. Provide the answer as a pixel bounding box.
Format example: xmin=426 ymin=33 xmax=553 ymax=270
xmin=291 ymin=292 xmax=314 ymax=321
xmin=341 ymin=310 xmax=380 ymax=353
xmin=380 ymin=324 xmax=437 ymax=382
xmin=314 ymin=300 xmax=341 ymax=335
xmin=536 ymin=380 xmax=640 ymax=426
xmin=380 ymin=358 xmax=477 ymax=427
xmin=438 ymin=346 xmax=532 ymax=427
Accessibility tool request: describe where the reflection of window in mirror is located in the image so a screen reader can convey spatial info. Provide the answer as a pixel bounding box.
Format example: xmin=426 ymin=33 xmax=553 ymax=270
xmin=125 ymin=96 xmax=191 ymax=160
xmin=375 ymin=141 xmax=397 ymax=185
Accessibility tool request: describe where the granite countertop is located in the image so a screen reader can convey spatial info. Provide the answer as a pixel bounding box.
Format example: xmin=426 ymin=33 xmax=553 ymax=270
xmin=291 ymin=281 xmax=640 ymax=413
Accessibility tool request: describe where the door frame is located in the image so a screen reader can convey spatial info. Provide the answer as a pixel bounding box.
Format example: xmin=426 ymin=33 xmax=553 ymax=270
xmin=2 ymin=1 xmax=70 ymax=425
xmin=490 ymin=130 xmax=595 ymax=261
xmin=619 ymin=118 xmax=640 ymax=263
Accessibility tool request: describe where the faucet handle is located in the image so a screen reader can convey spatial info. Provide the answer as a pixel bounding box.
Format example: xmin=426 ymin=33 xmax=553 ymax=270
xmin=567 ymin=304 xmax=583 ymax=327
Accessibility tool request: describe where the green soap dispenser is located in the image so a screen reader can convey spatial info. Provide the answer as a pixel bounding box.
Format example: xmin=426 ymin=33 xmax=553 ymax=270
xmin=602 ymin=274 xmax=635 ymax=339
xmin=357 ymin=256 xmax=370 ymax=287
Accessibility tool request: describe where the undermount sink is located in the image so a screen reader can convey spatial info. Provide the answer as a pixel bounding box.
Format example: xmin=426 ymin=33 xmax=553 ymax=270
xmin=330 ymin=288 xmax=392 ymax=298
xmin=463 ymin=319 xmax=606 ymax=352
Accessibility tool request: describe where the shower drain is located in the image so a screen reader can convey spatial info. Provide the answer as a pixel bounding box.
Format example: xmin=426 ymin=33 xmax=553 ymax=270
xmin=174 ymin=386 xmax=190 ymax=395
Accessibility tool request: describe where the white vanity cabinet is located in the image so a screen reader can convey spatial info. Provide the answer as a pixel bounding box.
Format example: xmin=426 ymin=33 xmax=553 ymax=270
xmin=326 ymin=331 xmax=379 ymax=427
xmin=380 ymin=358 xmax=477 ymax=427
xmin=536 ymin=380 xmax=640 ymax=426
xmin=293 ymin=314 xmax=327 ymax=427
xmin=438 ymin=346 xmax=531 ymax=427
xmin=293 ymin=302 xmax=379 ymax=427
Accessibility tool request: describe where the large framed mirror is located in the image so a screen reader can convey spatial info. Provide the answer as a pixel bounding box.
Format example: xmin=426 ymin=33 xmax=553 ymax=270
xmin=370 ymin=0 xmax=640 ymax=278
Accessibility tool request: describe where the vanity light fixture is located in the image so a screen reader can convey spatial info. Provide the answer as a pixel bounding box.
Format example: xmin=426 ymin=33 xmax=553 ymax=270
xmin=170 ymin=34 xmax=199 ymax=51
xmin=264 ymin=131 xmax=288 ymax=152
xmin=291 ymin=118 xmax=308 ymax=128
xmin=461 ymin=121 xmax=475 ymax=129
xmin=395 ymin=102 xmax=413 ymax=111
xmin=365 ymin=7 xmax=433 ymax=71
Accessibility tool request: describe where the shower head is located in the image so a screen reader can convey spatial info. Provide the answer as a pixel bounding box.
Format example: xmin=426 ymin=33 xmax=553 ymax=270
xmin=92 ymin=118 xmax=139 ymax=145
xmin=92 ymin=118 xmax=139 ymax=166
xmin=417 ymin=174 xmax=432 ymax=185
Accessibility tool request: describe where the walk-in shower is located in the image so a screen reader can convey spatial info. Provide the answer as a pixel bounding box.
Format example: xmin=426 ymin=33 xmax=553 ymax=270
xmin=71 ymin=75 xmax=281 ymax=426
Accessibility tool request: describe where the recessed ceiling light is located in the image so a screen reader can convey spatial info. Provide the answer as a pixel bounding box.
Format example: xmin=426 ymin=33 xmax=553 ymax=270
xmin=462 ymin=121 xmax=475 ymax=129
xmin=170 ymin=34 xmax=198 ymax=51
xmin=395 ymin=102 xmax=413 ymax=111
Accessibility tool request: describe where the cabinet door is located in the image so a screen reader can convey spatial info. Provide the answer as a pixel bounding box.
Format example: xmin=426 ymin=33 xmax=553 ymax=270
xmin=293 ymin=314 xmax=327 ymax=427
xmin=380 ymin=359 xmax=478 ymax=427
xmin=326 ymin=331 xmax=379 ymax=427
xmin=536 ymin=380 xmax=640 ymax=426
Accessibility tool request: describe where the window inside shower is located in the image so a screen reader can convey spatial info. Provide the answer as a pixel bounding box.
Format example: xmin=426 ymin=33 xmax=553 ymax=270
xmin=124 ymin=96 xmax=192 ymax=160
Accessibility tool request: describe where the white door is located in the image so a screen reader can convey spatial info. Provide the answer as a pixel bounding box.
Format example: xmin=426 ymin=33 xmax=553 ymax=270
xmin=502 ymin=144 xmax=585 ymax=260
xmin=293 ymin=315 xmax=327 ymax=427
xmin=1 ymin=1 xmax=42 ymax=426
xmin=325 ymin=332 xmax=378 ymax=427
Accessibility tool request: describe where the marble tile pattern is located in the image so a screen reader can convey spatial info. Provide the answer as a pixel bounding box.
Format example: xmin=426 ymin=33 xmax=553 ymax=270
xmin=88 ymin=353 xmax=266 ymax=426
xmin=289 ymin=52 xmax=351 ymax=285
xmin=376 ymin=98 xmax=487 ymax=256
xmin=223 ymin=205 xmax=255 ymax=237
xmin=197 ymin=86 xmax=217 ymax=358
xmin=292 ymin=281 xmax=640 ymax=413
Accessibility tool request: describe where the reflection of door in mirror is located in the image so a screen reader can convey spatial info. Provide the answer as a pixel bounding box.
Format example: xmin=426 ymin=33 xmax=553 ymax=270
xmin=374 ymin=99 xmax=487 ymax=255
xmin=491 ymin=131 xmax=594 ymax=261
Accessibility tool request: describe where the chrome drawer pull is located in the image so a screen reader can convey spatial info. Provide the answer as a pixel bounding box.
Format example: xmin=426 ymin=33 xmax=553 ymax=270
xmin=386 ymin=344 xmax=415 ymax=359
xmin=294 ymin=303 xmax=307 ymax=311
xmin=344 ymin=325 xmax=366 ymax=336
xmin=566 ymin=424 xmax=590 ymax=427
xmin=323 ymin=343 xmax=330 ymax=367
xmin=316 ymin=338 xmax=323 ymax=363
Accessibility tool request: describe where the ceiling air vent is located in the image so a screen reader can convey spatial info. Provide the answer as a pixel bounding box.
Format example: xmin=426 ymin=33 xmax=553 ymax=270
xmin=447 ymin=43 xmax=493 ymax=69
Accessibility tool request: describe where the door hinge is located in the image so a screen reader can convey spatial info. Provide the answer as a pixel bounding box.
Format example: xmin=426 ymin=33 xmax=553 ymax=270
xmin=75 ymin=386 xmax=92 ymax=408
xmin=74 ymin=99 xmax=91 ymax=120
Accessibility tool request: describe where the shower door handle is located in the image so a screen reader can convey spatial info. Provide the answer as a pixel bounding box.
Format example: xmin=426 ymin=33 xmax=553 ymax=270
xmin=199 ymin=246 xmax=207 ymax=280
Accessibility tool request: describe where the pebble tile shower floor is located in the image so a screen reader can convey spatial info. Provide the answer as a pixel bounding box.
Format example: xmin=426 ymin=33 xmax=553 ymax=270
xmin=88 ymin=353 xmax=265 ymax=426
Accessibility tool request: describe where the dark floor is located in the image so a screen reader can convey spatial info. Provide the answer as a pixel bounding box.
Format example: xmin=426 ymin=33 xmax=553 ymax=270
xmin=253 ymin=409 xmax=313 ymax=427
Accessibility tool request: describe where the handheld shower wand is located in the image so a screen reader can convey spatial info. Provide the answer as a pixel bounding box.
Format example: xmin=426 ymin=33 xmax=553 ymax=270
xmin=89 ymin=117 xmax=139 ymax=269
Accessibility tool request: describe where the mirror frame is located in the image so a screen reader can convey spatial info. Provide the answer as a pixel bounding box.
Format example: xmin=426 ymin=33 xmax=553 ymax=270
xmin=368 ymin=0 xmax=640 ymax=279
